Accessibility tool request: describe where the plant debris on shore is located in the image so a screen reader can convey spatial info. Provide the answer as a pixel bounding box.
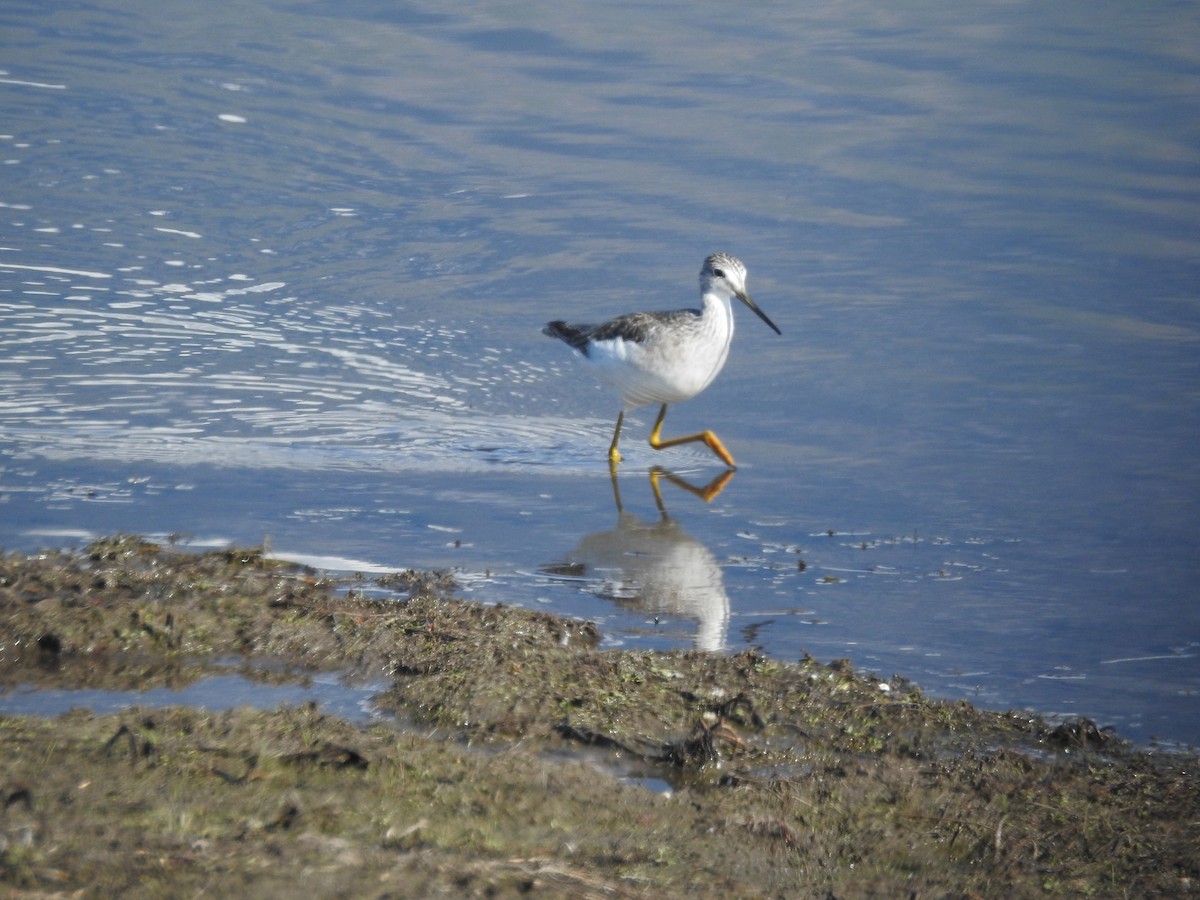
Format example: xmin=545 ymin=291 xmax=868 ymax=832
xmin=1 ymin=536 xmax=1197 ymax=897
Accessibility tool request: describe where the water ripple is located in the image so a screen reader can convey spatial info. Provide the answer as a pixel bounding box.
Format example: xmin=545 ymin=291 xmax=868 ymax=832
xmin=0 ymin=259 xmax=599 ymax=472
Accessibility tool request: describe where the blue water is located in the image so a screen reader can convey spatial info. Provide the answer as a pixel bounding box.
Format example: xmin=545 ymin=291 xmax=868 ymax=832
xmin=0 ymin=671 xmax=386 ymax=725
xmin=2 ymin=0 xmax=1198 ymax=747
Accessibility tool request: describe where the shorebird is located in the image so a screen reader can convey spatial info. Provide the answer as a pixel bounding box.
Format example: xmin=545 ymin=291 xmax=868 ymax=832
xmin=543 ymin=252 xmax=780 ymax=468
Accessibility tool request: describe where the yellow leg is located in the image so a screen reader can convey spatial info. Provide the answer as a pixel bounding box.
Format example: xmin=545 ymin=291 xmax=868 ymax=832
xmin=607 ymin=411 xmax=624 ymax=464
xmin=647 ymin=404 xmax=737 ymax=468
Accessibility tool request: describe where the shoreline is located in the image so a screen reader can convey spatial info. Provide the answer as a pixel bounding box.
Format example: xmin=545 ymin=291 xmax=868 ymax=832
xmin=2 ymin=535 xmax=1197 ymax=896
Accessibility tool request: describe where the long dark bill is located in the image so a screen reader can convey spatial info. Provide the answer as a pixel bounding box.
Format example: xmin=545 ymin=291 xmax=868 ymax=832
xmin=737 ymin=290 xmax=781 ymax=336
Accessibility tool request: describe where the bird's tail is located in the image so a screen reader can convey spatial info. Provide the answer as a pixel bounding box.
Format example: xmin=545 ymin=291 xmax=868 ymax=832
xmin=542 ymin=320 xmax=592 ymax=354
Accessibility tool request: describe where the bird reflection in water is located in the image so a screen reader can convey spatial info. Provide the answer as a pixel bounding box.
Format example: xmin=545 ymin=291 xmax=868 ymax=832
xmin=542 ymin=467 xmax=734 ymax=651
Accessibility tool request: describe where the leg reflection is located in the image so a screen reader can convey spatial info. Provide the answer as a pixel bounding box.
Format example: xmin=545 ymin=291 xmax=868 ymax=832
xmin=609 ymin=462 xmax=736 ymax=515
xmin=650 ymin=467 xmax=735 ymax=506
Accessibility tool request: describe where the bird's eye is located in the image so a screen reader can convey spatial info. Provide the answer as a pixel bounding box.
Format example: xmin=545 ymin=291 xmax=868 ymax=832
xmin=713 ymin=268 xmax=725 ymax=278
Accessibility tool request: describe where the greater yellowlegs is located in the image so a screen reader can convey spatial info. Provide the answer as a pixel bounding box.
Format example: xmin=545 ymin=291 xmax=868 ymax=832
xmin=543 ymin=252 xmax=780 ymax=468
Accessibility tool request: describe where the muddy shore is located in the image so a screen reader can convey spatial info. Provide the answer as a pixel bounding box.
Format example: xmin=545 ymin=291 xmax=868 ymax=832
xmin=1 ymin=536 xmax=1197 ymax=897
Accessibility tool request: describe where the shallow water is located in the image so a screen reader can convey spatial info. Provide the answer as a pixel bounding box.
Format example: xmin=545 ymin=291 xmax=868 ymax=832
xmin=2 ymin=0 xmax=1198 ymax=746
xmin=0 ymin=671 xmax=387 ymax=726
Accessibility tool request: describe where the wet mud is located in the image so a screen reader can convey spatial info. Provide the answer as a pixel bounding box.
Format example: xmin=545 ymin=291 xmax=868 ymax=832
xmin=2 ymin=536 xmax=1197 ymax=897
